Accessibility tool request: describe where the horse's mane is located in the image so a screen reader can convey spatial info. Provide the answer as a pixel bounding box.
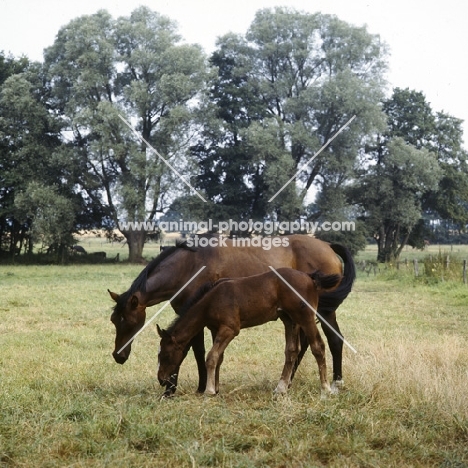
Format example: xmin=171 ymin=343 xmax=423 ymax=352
xmin=113 ymin=238 xmax=196 ymax=312
xmin=166 ymin=277 xmax=231 ymax=333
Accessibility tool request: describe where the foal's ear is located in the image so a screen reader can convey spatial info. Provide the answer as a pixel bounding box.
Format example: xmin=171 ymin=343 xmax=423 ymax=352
xmin=108 ymin=290 xmax=120 ymax=302
xmin=157 ymin=324 xmax=166 ymax=338
xmin=130 ymin=294 xmax=139 ymax=310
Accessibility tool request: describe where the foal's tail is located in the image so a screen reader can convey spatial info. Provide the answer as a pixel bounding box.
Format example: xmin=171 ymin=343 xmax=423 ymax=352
xmin=308 ymin=271 xmax=342 ymax=291
xmin=316 ymin=243 xmax=356 ymax=315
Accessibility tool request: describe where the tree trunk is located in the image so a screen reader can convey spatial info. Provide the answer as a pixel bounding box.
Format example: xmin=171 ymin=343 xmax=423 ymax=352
xmin=123 ymin=230 xmax=146 ymax=263
xmin=377 ymin=225 xmax=396 ymax=263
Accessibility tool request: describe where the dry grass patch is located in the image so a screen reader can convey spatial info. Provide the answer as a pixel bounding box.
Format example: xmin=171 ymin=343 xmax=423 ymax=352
xmin=0 ymin=264 xmax=467 ymax=467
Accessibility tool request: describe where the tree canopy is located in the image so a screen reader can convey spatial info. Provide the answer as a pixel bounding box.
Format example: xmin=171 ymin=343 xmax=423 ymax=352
xmin=1 ymin=8 xmax=466 ymax=263
xmin=187 ymin=7 xmax=387 ymax=227
xmin=43 ymin=7 xmax=208 ymax=261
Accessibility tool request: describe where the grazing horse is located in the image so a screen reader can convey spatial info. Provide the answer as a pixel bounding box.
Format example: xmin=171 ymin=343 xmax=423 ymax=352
xmin=157 ymin=269 xmax=341 ymax=396
xmin=108 ymin=234 xmax=355 ymax=395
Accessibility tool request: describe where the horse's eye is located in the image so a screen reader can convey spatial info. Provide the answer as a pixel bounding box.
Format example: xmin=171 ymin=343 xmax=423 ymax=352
xmin=120 ymin=316 xmax=125 ymax=323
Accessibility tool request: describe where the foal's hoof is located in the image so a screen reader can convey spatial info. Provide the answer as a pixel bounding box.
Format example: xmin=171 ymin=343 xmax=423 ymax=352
xmin=273 ymin=381 xmax=288 ymax=396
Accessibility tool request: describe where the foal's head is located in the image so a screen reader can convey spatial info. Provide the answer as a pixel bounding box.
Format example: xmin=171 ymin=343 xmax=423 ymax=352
xmin=156 ymin=324 xmax=186 ymax=388
xmin=108 ymin=290 xmax=146 ymax=364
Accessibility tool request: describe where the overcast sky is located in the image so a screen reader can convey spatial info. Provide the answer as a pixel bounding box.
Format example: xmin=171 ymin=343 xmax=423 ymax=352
xmin=1 ymin=0 xmax=467 ymax=143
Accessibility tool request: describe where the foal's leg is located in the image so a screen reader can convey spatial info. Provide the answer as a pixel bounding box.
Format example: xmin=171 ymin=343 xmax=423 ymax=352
xmin=290 ymin=311 xmax=345 ymax=392
xmin=300 ymin=319 xmax=331 ymax=397
xmin=275 ymin=317 xmax=301 ymax=394
xmin=210 ymin=330 xmax=224 ymax=394
xmin=288 ymin=328 xmax=309 ymax=385
xmin=205 ymin=326 xmax=237 ymax=395
xmin=214 ymin=351 xmax=224 ymax=394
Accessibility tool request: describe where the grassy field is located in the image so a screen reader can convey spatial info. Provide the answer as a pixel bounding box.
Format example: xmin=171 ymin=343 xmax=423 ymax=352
xmin=1 ymin=246 xmax=468 ymax=467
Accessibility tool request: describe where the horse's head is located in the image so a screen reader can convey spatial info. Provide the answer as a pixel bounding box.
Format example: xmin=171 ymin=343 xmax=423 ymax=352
xmin=156 ymin=324 xmax=186 ymax=388
xmin=108 ymin=289 xmax=146 ymax=364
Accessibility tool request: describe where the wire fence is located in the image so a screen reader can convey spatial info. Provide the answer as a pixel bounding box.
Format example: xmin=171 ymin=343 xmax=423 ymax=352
xmin=358 ymin=254 xmax=468 ymax=284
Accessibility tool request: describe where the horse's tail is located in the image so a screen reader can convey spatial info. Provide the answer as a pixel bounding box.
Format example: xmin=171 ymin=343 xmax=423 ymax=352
xmin=316 ymin=243 xmax=356 ymax=315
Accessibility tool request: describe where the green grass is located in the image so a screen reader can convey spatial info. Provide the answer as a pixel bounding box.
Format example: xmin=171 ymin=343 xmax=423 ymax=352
xmin=1 ymin=258 xmax=468 ymax=467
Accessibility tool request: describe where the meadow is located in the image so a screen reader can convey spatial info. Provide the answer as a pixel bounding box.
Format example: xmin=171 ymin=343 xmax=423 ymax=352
xmin=0 ymin=243 xmax=467 ymax=467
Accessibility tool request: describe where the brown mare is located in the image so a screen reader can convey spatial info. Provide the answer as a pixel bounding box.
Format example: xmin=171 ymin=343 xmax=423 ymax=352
xmin=157 ymin=268 xmax=341 ymax=396
xmin=108 ymin=234 xmax=355 ymax=395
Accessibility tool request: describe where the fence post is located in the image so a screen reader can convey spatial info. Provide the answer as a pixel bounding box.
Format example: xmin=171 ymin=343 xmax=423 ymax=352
xmin=463 ymin=260 xmax=467 ymax=285
xmin=413 ymin=259 xmax=419 ymax=277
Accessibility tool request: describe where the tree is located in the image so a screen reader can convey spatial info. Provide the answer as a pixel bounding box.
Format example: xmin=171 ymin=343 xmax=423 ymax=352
xmin=15 ymin=183 xmax=75 ymax=262
xmin=44 ymin=7 xmax=208 ymax=261
xmin=188 ymin=7 xmax=387 ymax=227
xmin=351 ymin=137 xmax=441 ymax=262
xmin=0 ymin=64 xmax=74 ymax=259
xmin=350 ymin=88 xmax=467 ymax=261
xmin=0 ymin=53 xmax=31 ymax=257
xmin=424 ymin=112 xmax=468 ymax=228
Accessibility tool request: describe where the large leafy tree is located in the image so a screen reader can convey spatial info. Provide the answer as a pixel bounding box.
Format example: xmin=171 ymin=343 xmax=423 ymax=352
xmin=0 ymin=62 xmax=79 ymax=259
xmin=44 ymin=7 xmax=207 ymax=261
xmin=351 ymin=137 xmax=441 ymax=262
xmin=350 ymin=88 xmax=467 ymax=261
xmin=187 ymin=7 xmax=387 ymax=226
xmin=422 ymin=112 xmax=468 ymax=230
xmin=0 ymin=53 xmax=31 ymax=257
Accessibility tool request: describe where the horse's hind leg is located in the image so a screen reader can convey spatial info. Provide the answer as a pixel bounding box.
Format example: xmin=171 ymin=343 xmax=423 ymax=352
xmin=317 ymin=311 xmax=344 ymax=392
xmin=205 ymin=326 xmax=236 ymax=395
xmin=275 ymin=318 xmax=301 ymax=394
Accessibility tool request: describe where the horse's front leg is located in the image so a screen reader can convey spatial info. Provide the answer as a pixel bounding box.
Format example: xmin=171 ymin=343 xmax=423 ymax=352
xmin=275 ymin=317 xmax=301 ymax=395
xmin=205 ymin=326 xmax=236 ymax=395
xmin=190 ymin=330 xmax=207 ymax=393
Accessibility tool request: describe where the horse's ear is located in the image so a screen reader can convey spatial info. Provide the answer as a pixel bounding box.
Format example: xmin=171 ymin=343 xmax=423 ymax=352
xmin=108 ymin=290 xmax=120 ymax=302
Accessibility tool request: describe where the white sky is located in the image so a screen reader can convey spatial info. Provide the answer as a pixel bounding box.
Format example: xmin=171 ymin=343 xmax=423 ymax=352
xmin=1 ymin=0 xmax=467 ymax=144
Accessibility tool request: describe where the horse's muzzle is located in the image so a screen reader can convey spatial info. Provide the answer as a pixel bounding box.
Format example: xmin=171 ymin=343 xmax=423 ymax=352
xmin=112 ymin=351 xmax=128 ymax=364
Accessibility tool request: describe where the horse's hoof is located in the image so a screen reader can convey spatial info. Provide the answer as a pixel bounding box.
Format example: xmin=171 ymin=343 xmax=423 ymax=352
xmin=331 ymin=380 xmax=344 ymax=394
